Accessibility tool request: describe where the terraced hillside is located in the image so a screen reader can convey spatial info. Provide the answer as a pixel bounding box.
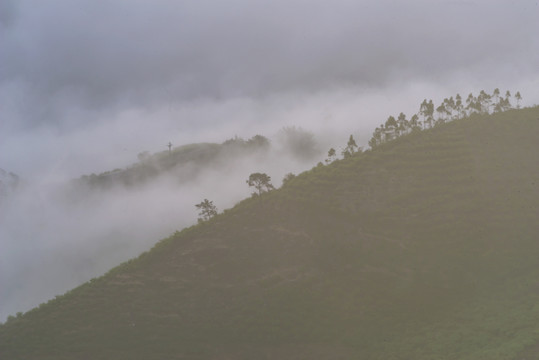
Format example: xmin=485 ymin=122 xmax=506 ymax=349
xmin=1 ymin=107 xmax=538 ymax=359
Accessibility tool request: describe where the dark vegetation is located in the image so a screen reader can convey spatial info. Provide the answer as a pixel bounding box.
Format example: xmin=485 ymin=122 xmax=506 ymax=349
xmin=1 ymin=104 xmax=539 ymax=359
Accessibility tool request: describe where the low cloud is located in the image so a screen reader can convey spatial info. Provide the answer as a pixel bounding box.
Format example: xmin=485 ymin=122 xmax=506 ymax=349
xmin=0 ymin=136 xmax=327 ymax=321
xmin=1 ymin=0 xmax=538 ymax=131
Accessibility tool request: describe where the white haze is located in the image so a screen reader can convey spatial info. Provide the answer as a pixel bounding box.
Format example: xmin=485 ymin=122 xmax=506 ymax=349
xmin=2 ymin=81 xmax=539 ymax=321
xmin=1 ymin=0 xmax=539 ymax=321
xmin=0 ymin=142 xmax=324 ymax=321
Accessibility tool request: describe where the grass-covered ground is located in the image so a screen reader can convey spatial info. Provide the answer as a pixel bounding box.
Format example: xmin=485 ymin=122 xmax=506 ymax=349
xmin=1 ymin=107 xmax=538 ymax=359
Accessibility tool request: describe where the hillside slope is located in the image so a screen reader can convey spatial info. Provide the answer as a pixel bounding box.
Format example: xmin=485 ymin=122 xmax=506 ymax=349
xmin=1 ymin=107 xmax=538 ymax=360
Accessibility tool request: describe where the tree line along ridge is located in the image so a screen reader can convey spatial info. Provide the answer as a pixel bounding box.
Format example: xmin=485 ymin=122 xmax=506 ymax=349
xmin=368 ymin=88 xmax=521 ymax=149
xmin=196 ymin=88 xmax=523 ymax=222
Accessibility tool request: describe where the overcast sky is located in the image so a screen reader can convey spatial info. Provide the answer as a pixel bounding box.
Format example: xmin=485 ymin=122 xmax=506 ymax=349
xmin=1 ymin=0 xmax=538 ymax=177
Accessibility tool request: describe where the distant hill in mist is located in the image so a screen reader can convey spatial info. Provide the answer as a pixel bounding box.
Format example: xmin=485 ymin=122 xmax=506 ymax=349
xmin=1 ymin=107 xmax=539 ymax=359
xmin=75 ymin=128 xmax=320 ymax=190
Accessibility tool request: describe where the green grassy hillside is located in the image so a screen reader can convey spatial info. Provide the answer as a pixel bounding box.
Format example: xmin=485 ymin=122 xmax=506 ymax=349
xmin=1 ymin=107 xmax=538 ymax=359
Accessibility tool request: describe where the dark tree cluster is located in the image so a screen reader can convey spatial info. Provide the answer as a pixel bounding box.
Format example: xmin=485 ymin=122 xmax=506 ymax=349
xmin=369 ymin=89 xmax=522 ymax=149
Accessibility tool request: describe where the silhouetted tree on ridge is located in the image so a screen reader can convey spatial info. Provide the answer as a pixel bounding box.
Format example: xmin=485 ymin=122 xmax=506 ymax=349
xmin=367 ymin=88 xmax=522 ymax=151
xmin=247 ymin=173 xmax=274 ymax=196
xmin=342 ymin=135 xmax=359 ymax=158
xmin=195 ymin=199 xmax=218 ymax=222
xmin=326 ymin=148 xmax=337 ymax=164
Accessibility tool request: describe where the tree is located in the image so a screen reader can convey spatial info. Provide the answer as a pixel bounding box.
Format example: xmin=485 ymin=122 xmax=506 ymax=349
xmin=455 ymin=94 xmax=464 ymax=118
xmin=282 ymin=172 xmax=296 ymax=186
xmin=493 ymin=98 xmax=504 ymax=113
xmin=494 ymin=92 xmax=511 ymax=113
xmin=436 ymin=103 xmax=447 ymax=124
xmin=195 ymin=199 xmax=218 ymax=222
xmin=502 ymin=97 xmax=511 ymax=111
xmin=246 ymin=172 xmax=274 ymax=196
xmin=492 ymin=88 xmax=500 ymax=107
xmin=342 ymin=135 xmax=359 ymax=158
xmin=446 ymin=97 xmax=456 ymax=119
xmin=385 ymin=116 xmax=397 ymax=129
xmin=515 ymin=91 xmax=522 ymax=109
xmin=325 ymin=148 xmax=337 ymax=164
xmin=466 ymin=93 xmax=480 ymax=115
xmin=397 ymin=112 xmax=408 ymax=135
xmin=465 ymin=93 xmax=474 ymax=113
xmin=419 ymin=99 xmax=428 ymax=123
xmin=369 ymin=127 xmax=384 ymax=149
xmin=425 ymin=100 xmax=435 ymax=128
xmin=478 ymin=90 xmax=491 ymax=114
xmin=222 ymin=135 xmax=246 ymax=147
xmin=246 ymin=135 xmax=271 ymax=148
xmin=409 ymin=114 xmax=421 ymax=131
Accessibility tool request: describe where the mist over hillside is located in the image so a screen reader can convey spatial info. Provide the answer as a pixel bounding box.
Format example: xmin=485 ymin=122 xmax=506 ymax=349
xmin=1 ymin=106 xmax=538 ymax=359
xmin=2 ymin=0 xmax=538 ymax=180
xmin=0 ymin=129 xmax=326 ymax=322
xmin=0 ymin=86 xmax=533 ymax=322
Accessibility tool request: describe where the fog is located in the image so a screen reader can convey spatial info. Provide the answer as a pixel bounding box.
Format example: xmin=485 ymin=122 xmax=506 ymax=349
xmin=1 ymin=0 xmax=539 ymax=321
xmin=0 ymin=140 xmax=324 ymax=321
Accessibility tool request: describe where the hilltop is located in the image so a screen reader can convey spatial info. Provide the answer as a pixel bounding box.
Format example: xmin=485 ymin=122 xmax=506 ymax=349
xmin=1 ymin=106 xmax=538 ymax=359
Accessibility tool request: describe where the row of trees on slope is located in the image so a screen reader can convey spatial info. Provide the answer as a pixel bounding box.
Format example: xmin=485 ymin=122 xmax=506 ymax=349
xmin=368 ymin=89 xmax=522 ymax=148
